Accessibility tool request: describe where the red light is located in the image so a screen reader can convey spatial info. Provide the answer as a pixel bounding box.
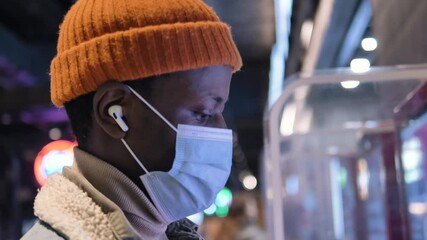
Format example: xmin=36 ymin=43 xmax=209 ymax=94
xmin=34 ymin=140 xmax=77 ymax=186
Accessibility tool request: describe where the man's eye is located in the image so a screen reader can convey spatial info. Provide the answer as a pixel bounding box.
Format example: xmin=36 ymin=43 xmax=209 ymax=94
xmin=195 ymin=112 xmax=212 ymax=123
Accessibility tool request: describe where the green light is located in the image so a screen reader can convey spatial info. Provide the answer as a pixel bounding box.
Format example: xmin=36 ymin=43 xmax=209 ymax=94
xmin=215 ymin=205 xmax=229 ymax=217
xmin=215 ymin=187 xmax=233 ymax=207
xmin=203 ymin=204 xmax=217 ymax=216
xmin=339 ymin=167 xmax=348 ymax=188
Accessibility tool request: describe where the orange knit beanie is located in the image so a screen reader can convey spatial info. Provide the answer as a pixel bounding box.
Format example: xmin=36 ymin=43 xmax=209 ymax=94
xmin=50 ymin=0 xmax=242 ymax=107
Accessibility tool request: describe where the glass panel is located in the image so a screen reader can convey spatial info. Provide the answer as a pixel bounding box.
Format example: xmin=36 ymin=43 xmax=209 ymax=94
xmin=264 ymin=66 xmax=427 ymax=240
xmin=400 ymin=107 xmax=427 ymax=240
xmin=278 ymin=80 xmax=422 ymax=240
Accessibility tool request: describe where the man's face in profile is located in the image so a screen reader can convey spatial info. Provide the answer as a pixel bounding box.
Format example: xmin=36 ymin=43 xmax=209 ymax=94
xmin=123 ymin=65 xmax=233 ymax=173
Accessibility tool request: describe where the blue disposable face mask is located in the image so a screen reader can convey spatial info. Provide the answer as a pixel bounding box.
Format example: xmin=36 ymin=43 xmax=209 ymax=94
xmin=122 ymin=85 xmax=232 ymax=223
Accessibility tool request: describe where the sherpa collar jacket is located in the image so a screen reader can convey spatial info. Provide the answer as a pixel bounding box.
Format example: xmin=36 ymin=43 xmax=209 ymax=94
xmin=21 ymin=148 xmax=203 ymax=240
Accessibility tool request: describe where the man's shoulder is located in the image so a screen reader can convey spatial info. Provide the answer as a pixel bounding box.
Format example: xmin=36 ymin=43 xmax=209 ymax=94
xmin=21 ymin=220 xmax=65 ymax=240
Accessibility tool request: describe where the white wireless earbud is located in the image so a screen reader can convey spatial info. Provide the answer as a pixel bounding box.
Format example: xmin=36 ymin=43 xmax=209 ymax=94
xmin=108 ymin=105 xmax=129 ymax=132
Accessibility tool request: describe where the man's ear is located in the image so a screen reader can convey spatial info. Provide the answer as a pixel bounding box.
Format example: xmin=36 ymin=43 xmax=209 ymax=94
xmin=93 ymin=81 xmax=132 ymax=139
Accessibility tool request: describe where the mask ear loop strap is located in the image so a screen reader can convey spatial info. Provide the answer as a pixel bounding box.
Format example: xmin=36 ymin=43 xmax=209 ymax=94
xmin=121 ymin=138 xmax=150 ymax=175
xmin=127 ymin=85 xmax=178 ymax=133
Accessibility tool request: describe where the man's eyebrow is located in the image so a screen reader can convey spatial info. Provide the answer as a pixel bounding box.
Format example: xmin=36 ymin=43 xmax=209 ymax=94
xmin=212 ymin=96 xmax=229 ymax=104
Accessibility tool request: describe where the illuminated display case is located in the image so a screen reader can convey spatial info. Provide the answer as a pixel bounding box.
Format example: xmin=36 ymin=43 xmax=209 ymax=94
xmin=263 ymin=64 xmax=427 ymax=240
xmin=396 ymin=83 xmax=427 ymax=240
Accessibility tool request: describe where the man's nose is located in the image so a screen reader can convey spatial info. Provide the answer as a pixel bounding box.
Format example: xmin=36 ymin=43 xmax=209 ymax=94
xmin=210 ymin=114 xmax=227 ymax=129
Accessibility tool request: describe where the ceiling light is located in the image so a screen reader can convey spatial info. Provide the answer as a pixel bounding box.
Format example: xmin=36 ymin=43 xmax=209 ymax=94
xmin=242 ymin=175 xmax=258 ymax=190
xmin=341 ymin=80 xmax=360 ymax=89
xmin=361 ymin=38 xmax=377 ymax=51
xmin=350 ymin=58 xmax=370 ymax=73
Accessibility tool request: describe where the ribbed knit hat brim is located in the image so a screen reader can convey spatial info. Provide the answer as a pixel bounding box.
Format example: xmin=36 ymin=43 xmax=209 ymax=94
xmin=50 ymin=0 xmax=242 ymax=107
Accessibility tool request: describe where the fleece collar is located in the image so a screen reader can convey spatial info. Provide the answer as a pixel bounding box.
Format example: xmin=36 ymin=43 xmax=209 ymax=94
xmin=34 ymin=174 xmax=119 ymax=239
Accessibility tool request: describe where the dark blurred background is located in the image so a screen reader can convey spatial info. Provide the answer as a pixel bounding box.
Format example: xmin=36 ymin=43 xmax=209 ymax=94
xmin=1 ymin=0 xmax=427 ymax=239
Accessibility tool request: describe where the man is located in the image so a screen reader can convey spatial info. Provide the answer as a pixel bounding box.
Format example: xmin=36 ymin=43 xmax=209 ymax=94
xmin=22 ymin=0 xmax=242 ymax=239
